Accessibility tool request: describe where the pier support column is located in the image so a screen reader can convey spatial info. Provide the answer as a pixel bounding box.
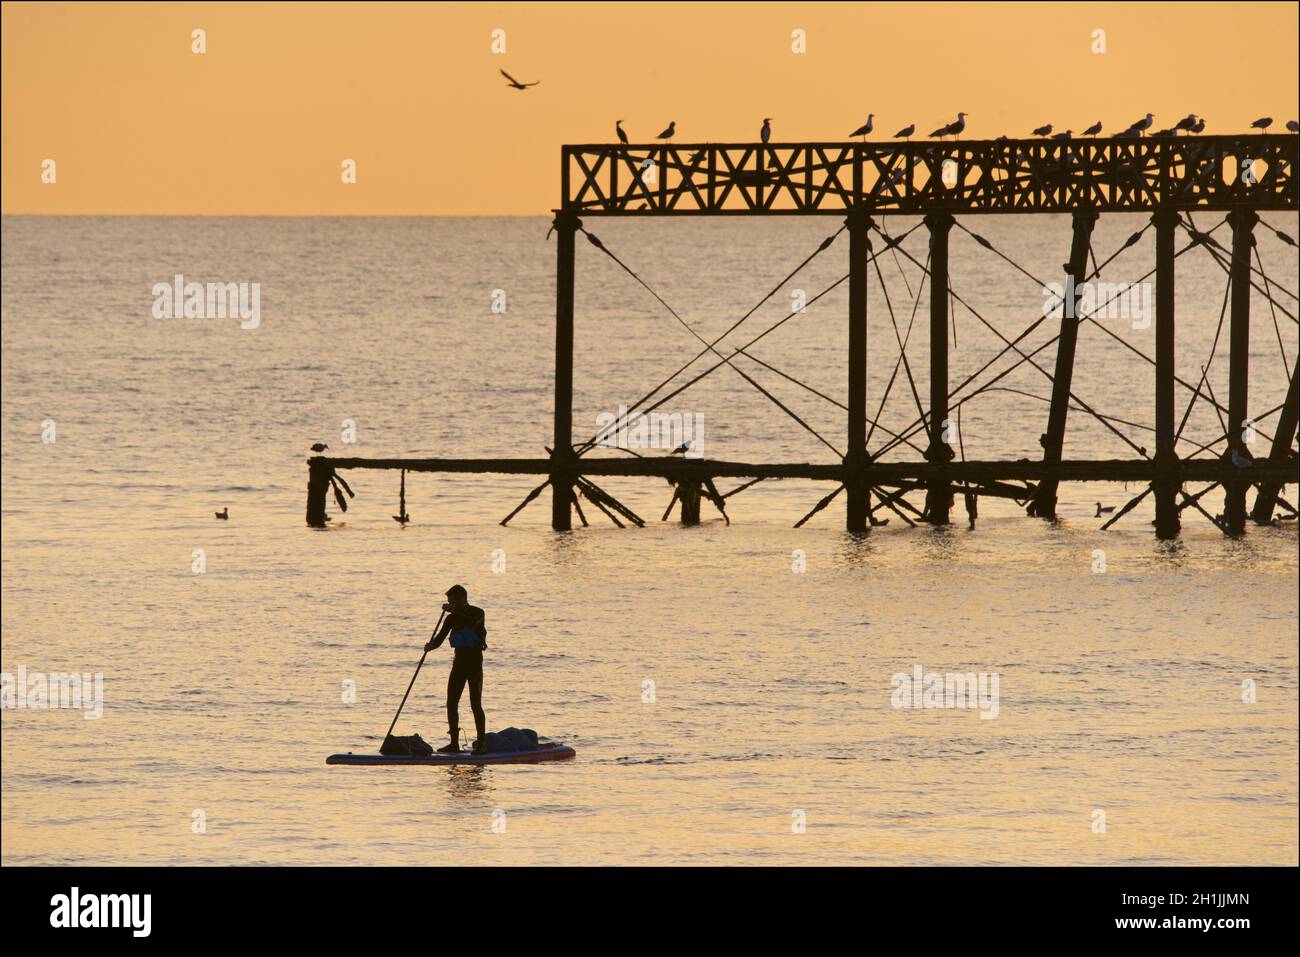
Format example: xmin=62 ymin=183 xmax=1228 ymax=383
xmin=1251 ymin=356 xmax=1299 ymax=524
xmin=678 ymin=481 xmax=702 ymax=526
xmin=845 ymin=209 xmax=874 ymax=532
xmin=306 ymin=457 xmax=331 ymax=528
xmin=924 ymin=212 xmax=954 ymax=525
xmin=1153 ymin=208 xmax=1181 ymax=539
xmin=1029 ymin=208 xmax=1097 ymax=519
xmin=551 ymin=210 xmax=581 ymax=531
xmin=1224 ymin=209 xmax=1258 ymax=535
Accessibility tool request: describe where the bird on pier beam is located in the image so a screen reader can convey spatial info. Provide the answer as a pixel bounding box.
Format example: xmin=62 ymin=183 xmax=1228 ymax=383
xmin=616 ymin=120 xmax=628 ymax=145
xmin=1287 ymin=120 xmax=1299 ymax=133
xmin=947 ymin=112 xmax=967 ymax=139
xmin=1083 ymin=121 xmax=1102 ymax=137
xmin=1051 ymin=129 xmax=1073 ymax=140
xmin=850 ymin=114 xmax=875 ymax=140
xmin=499 ymin=69 xmax=538 ymax=91
xmin=1173 ymin=114 xmax=1197 ymax=134
xmin=761 ymin=118 xmax=772 ymax=143
xmin=930 ymin=122 xmax=951 ymax=139
xmin=893 ymin=122 xmax=914 ymax=140
xmin=656 ymin=121 xmax=676 ymax=141
xmin=1190 ymin=116 xmax=1206 ymax=134
xmin=1130 ymin=113 xmax=1154 ymax=136
xmin=1032 ymin=123 xmax=1053 ymax=137
xmin=1251 ymin=117 xmax=1273 ymax=132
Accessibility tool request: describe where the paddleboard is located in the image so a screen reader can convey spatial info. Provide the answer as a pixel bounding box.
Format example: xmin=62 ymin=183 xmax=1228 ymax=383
xmin=327 ymin=739 xmax=575 ymax=766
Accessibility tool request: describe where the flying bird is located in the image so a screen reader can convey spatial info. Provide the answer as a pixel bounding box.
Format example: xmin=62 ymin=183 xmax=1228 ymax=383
xmin=1251 ymin=117 xmax=1273 ymax=132
xmin=616 ymin=120 xmax=628 ymax=145
xmin=310 ymin=442 xmax=329 ymax=453
xmin=1032 ymin=123 xmax=1053 ymax=137
xmin=850 ymin=114 xmax=875 ymax=140
xmin=1083 ymin=121 xmax=1102 ymax=137
xmin=656 ymin=121 xmax=676 ymax=141
xmin=760 ymin=118 xmax=772 ymax=144
xmin=499 ymin=69 xmax=538 ymax=91
xmin=893 ymin=123 xmax=914 ymax=140
xmin=215 ymin=507 xmax=229 ymax=520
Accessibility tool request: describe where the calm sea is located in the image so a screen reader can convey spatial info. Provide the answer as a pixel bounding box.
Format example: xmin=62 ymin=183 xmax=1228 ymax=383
xmin=2 ymin=214 xmax=1296 ymax=864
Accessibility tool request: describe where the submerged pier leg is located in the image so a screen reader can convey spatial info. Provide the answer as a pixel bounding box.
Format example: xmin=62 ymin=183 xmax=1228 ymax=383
xmin=551 ymin=211 xmax=580 ymax=531
xmin=1153 ymin=208 xmax=1181 ymax=539
xmin=1224 ymin=209 xmax=1258 ymax=535
xmin=924 ymin=212 xmax=954 ymax=525
xmin=307 ymin=457 xmax=331 ymax=528
xmin=845 ymin=209 xmax=873 ymax=532
xmin=1029 ymin=209 xmax=1097 ymax=519
xmin=1251 ymin=356 xmax=1299 ymax=524
xmin=678 ymin=480 xmax=702 ymax=526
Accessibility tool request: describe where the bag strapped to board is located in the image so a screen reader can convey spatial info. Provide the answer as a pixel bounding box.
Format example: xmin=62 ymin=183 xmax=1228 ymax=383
xmin=380 ymin=733 xmax=434 ymax=756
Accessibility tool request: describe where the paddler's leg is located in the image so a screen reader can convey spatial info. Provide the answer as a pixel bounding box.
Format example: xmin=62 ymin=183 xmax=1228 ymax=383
xmin=468 ymin=652 xmax=487 ymax=753
xmin=440 ymin=657 xmax=468 ymax=752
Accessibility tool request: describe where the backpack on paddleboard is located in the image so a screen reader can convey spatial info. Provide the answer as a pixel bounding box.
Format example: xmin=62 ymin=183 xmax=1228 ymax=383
xmin=380 ymin=733 xmax=434 ymax=756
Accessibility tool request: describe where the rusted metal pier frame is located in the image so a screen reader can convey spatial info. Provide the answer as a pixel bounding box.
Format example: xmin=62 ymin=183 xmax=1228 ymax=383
xmin=306 ymin=456 xmax=1298 ymax=526
xmin=306 ymin=135 xmax=1298 ymax=535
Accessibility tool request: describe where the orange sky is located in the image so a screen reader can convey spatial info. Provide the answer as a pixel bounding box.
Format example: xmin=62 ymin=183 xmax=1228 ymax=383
xmin=3 ymin=1 xmax=1297 ymax=215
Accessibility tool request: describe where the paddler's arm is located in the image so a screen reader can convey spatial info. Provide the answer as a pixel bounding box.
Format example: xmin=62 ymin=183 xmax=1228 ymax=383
xmin=424 ymin=616 xmax=454 ymax=652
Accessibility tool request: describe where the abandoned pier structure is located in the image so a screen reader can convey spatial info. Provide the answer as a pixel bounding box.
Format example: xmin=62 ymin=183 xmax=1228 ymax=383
xmin=308 ymin=135 xmax=1299 ymax=537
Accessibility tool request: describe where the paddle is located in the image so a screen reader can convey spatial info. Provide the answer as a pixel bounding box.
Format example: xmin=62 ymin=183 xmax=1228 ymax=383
xmin=381 ymin=609 xmax=445 ymax=748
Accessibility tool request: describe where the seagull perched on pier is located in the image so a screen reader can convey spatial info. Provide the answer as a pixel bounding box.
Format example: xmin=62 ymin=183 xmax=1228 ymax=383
xmin=499 ymin=69 xmax=538 ymax=91
xmin=1094 ymin=502 xmax=1115 ymax=517
xmin=1130 ymin=113 xmax=1154 ymax=136
xmin=1032 ymin=123 xmax=1053 ymax=137
xmin=616 ymin=120 xmax=628 ymax=144
xmin=761 ymin=118 xmax=772 ymax=143
xmin=1287 ymin=120 xmax=1299 ymax=133
xmin=850 ymin=114 xmax=875 ymax=140
xmin=1051 ymin=129 xmax=1073 ymax=140
xmin=1190 ymin=117 xmax=1206 ymax=134
xmin=1251 ymin=117 xmax=1273 ymax=132
xmin=310 ymin=442 xmax=329 ymax=453
xmin=215 ymin=507 xmax=229 ymax=520
xmin=1173 ymin=114 xmax=1197 ymax=134
xmin=656 ymin=121 xmax=676 ymax=141
xmin=1083 ymin=121 xmax=1102 ymax=137
xmin=893 ymin=123 xmax=914 ymax=140
xmin=944 ymin=112 xmax=968 ymax=139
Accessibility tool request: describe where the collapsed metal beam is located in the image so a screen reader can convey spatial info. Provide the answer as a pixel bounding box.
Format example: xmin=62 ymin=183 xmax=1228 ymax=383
xmin=1029 ymin=209 xmax=1097 ymax=518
